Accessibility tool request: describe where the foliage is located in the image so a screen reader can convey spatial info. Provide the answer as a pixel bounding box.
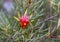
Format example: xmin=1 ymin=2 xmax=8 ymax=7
xmin=0 ymin=0 xmax=60 ymax=42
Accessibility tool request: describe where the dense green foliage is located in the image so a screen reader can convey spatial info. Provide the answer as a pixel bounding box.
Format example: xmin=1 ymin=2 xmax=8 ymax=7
xmin=0 ymin=0 xmax=60 ymax=42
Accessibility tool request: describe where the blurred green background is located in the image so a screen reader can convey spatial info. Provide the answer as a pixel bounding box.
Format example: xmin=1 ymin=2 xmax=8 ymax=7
xmin=0 ymin=0 xmax=60 ymax=42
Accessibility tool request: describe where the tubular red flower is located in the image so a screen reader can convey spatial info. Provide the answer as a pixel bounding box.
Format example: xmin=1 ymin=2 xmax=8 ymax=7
xmin=19 ymin=15 xmax=29 ymax=28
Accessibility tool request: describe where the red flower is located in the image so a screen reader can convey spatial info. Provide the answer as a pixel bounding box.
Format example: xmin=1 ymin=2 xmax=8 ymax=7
xmin=19 ymin=15 xmax=29 ymax=28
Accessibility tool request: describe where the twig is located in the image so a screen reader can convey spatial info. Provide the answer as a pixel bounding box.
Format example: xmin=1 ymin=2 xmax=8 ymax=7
xmin=34 ymin=14 xmax=59 ymax=30
xmin=29 ymin=14 xmax=59 ymax=42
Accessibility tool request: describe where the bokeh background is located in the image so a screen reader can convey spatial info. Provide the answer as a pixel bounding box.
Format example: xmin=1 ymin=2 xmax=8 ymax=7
xmin=0 ymin=0 xmax=60 ymax=42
